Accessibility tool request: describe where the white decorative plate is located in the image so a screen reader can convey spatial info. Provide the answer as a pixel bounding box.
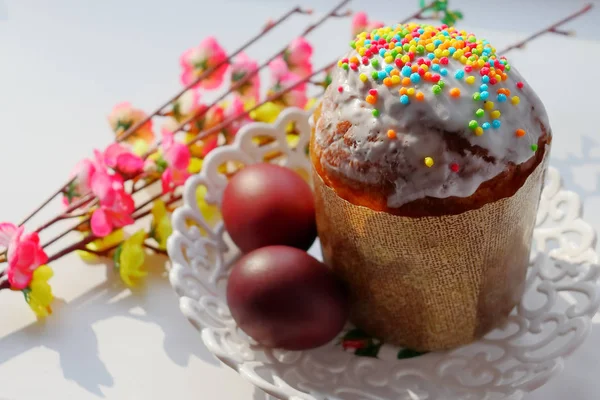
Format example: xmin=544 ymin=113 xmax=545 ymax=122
xmin=167 ymin=108 xmax=600 ymax=400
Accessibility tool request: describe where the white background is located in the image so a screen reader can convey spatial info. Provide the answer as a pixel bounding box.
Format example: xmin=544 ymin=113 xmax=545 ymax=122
xmin=1 ymin=0 xmax=600 ymax=399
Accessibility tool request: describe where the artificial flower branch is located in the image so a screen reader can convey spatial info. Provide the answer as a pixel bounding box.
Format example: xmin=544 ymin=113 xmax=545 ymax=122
xmin=34 ymin=60 xmax=337 ymax=266
xmin=8 ymin=1 xmax=350 ymax=268
xmin=1 ymin=0 xmax=469 ymax=318
xmin=499 ymin=3 xmax=594 ymax=54
xmin=16 ymin=5 xmax=315 ymax=228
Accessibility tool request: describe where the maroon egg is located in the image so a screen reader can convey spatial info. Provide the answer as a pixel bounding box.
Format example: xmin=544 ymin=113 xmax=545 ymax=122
xmin=226 ymin=246 xmax=349 ymax=350
xmin=221 ymin=163 xmax=317 ymax=253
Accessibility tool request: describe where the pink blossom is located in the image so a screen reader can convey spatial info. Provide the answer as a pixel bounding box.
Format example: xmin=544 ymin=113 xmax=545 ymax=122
xmin=230 ymin=52 xmax=260 ymax=103
xmin=90 ymin=150 xmax=124 ymax=200
xmin=0 ymin=223 xmax=48 ymax=290
xmin=180 ymin=37 xmax=229 ymax=89
xmin=269 ymin=57 xmax=290 ymax=82
xmin=284 ymin=37 xmax=313 ymax=78
xmin=103 ymin=143 xmax=144 ymax=177
xmin=64 ymin=158 xmax=97 ymax=205
xmin=160 ymin=130 xmax=191 ymax=193
xmin=224 ymin=95 xmax=252 ymax=137
xmin=268 ymin=59 xmax=308 ymax=108
xmin=90 ymin=189 xmax=135 ymax=237
xmin=201 ymin=136 xmax=219 ymax=157
xmin=174 ymin=89 xmax=203 ymax=121
xmin=107 ymin=102 xmax=155 ymax=145
xmin=351 ymin=12 xmax=384 ymax=37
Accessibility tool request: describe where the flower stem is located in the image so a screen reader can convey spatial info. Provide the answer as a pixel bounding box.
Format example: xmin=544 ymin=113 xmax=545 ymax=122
xmin=139 ymin=0 xmax=351 ymax=159
xmin=46 ymin=235 xmax=98 ymax=263
xmin=400 ymin=1 xmax=438 ymax=23
xmin=117 ymin=5 xmax=312 ymax=143
xmin=500 ymin=3 xmax=593 ymax=54
xmin=144 ymin=242 xmax=167 ymax=255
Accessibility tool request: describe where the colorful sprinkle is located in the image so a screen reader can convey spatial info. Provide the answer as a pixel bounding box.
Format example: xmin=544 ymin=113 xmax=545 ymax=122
xmin=424 ymin=157 xmax=434 ymax=167
xmin=531 ymin=144 xmax=538 ymax=152
xmin=450 ymin=163 xmax=460 ymax=172
xmin=340 ymin=24 xmax=531 ymax=152
xmin=387 ymin=129 xmax=397 ymax=139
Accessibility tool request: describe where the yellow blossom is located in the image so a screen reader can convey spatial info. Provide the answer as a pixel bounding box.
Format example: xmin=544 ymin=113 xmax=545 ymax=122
xmin=185 ymin=132 xmax=205 ymax=158
xmin=249 ymin=102 xmax=283 ymax=124
xmin=76 ymin=229 xmax=124 ymax=262
xmin=305 ymin=98 xmax=318 ymax=110
xmin=287 ymin=134 xmax=300 ymax=148
xmin=116 ymin=230 xmax=147 ymax=287
xmin=25 ymin=265 xmax=54 ymax=318
xmin=132 ymin=139 xmax=150 ymax=156
xmin=196 ymin=186 xmax=220 ymax=225
xmin=150 ymin=200 xmax=172 ymax=250
xmin=188 ymin=157 xmax=203 ymax=174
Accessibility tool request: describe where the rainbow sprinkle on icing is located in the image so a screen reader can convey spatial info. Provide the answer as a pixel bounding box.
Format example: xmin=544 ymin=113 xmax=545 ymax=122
xmin=338 ymin=23 xmax=533 ymax=169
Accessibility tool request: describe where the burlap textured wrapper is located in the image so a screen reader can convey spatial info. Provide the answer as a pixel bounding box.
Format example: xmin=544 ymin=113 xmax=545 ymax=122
xmin=313 ymin=161 xmax=546 ymax=351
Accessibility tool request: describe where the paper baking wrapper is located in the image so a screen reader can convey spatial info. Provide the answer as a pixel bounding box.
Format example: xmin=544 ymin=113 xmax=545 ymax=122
xmin=313 ymin=162 xmax=547 ymax=351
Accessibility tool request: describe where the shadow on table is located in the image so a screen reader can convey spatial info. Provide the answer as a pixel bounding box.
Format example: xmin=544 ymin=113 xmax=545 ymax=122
xmin=0 ymin=254 xmax=219 ymax=398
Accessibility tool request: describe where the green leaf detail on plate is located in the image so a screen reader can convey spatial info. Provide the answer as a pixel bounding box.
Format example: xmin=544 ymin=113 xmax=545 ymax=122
xmin=397 ymin=348 xmax=428 ymax=360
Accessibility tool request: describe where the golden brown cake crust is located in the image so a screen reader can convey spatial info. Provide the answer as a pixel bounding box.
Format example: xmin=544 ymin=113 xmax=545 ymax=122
xmin=311 ymin=102 xmax=551 ymax=218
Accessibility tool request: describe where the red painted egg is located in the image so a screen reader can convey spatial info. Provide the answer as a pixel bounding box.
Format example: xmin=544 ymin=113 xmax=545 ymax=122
xmin=221 ymin=163 xmax=317 ymax=253
xmin=227 ymin=246 xmax=349 ymax=350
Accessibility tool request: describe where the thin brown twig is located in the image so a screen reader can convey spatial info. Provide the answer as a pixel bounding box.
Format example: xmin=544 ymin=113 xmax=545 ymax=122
xmin=144 ymin=243 xmax=167 ymax=255
xmin=117 ymin=6 xmax=312 ymax=144
xmin=46 ymin=235 xmax=98 ymax=263
xmin=14 ymin=5 xmax=310 ymax=228
xmin=15 ymin=1 xmax=356 ymax=263
xmin=35 ymin=194 xmax=94 ymax=233
xmin=400 ymin=1 xmax=437 ymax=23
xmin=141 ymin=0 xmax=352 ymax=160
xmin=18 ymin=180 xmax=74 ymax=226
xmin=500 ymin=3 xmax=594 ymax=54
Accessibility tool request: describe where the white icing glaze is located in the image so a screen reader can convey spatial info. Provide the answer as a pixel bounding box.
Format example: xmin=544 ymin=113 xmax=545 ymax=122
xmin=314 ymin=26 xmax=550 ymax=208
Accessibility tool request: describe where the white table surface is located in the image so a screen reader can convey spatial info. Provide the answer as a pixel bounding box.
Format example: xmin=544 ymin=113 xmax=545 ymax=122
xmin=1 ymin=1 xmax=600 ymax=399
